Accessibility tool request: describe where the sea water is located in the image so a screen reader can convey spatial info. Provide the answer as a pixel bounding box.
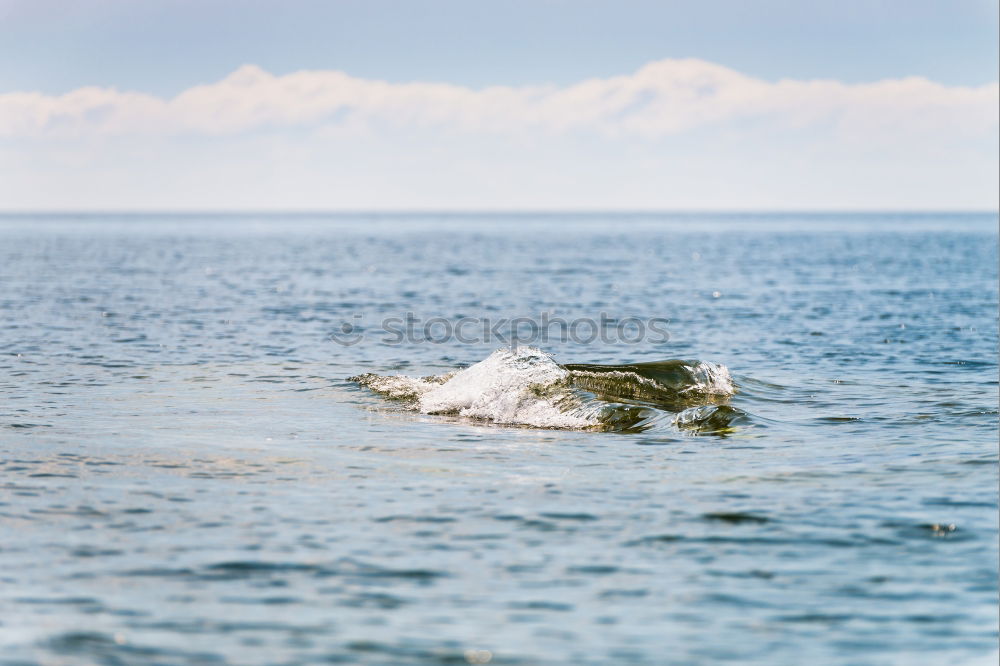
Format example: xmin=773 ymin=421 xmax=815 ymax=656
xmin=0 ymin=213 xmax=997 ymax=664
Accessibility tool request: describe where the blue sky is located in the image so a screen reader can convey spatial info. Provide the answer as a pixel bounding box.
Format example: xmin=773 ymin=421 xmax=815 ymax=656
xmin=1 ymin=0 xmax=997 ymax=210
xmin=3 ymin=0 xmax=998 ymax=93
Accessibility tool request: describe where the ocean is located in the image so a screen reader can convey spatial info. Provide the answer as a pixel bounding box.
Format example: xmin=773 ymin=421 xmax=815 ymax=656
xmin=0 ymin=212 xmax=997 ymax=665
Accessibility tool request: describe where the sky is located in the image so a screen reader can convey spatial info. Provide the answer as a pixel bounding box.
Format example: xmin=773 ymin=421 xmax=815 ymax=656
xmin=0 ymin=0 xmax=997 ymax=211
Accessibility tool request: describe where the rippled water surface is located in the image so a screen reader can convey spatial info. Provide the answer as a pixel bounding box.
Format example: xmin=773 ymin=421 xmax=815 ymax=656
xmin=1 ymin=213 xmax=997 ymax=665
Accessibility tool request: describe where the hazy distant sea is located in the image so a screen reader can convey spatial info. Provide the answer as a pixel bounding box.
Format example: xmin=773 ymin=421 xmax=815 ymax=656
xmin=1 ymin=212 xmax=997 ymax=665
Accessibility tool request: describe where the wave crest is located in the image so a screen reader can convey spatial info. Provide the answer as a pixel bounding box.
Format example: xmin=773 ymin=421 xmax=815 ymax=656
xmin=350 ymin=347 xmax=743 ymax=433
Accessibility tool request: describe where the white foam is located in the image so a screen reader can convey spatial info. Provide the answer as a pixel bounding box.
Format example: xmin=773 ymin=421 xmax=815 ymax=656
xmin=685 ymin=361 xmax=735 ymax=395
xmin=417 ymin=347 xmax=596 ymax=429
xmin=351 ymin=371 xmax=453 ymax=401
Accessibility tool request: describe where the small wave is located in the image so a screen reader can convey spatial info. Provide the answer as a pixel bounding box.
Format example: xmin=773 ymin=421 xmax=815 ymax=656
xmin=564 ymin=359 xmax=735 ymax=410
xmin=350 ymin=347 xmax=745 ymax=433
xmin=674 ymin=405 xmax=749 ymax=434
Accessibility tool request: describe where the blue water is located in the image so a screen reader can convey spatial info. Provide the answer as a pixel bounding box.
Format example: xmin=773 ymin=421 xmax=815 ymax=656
xmin=0 ymin=213 xmax=997 ymax=665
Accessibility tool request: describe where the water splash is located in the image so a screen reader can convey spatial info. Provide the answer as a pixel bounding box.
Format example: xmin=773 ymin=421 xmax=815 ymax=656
xmin=350 ymin=347 xmax=745 ymax=433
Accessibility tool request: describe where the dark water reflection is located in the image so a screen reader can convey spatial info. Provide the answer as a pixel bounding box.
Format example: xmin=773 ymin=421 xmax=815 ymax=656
xmin=0 ymin=213 xmax=997 ymax=664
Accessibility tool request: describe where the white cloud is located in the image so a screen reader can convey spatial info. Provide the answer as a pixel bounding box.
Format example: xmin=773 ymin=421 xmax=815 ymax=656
xmin=2 ymin=59 xmax=996 ymax=210
xmin=1 ymin=58 xmax=996 ymax=141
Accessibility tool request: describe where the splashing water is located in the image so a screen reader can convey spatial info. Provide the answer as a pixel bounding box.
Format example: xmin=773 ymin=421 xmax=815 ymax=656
xmin=351 ymin=347 xmax=742 ymax=433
